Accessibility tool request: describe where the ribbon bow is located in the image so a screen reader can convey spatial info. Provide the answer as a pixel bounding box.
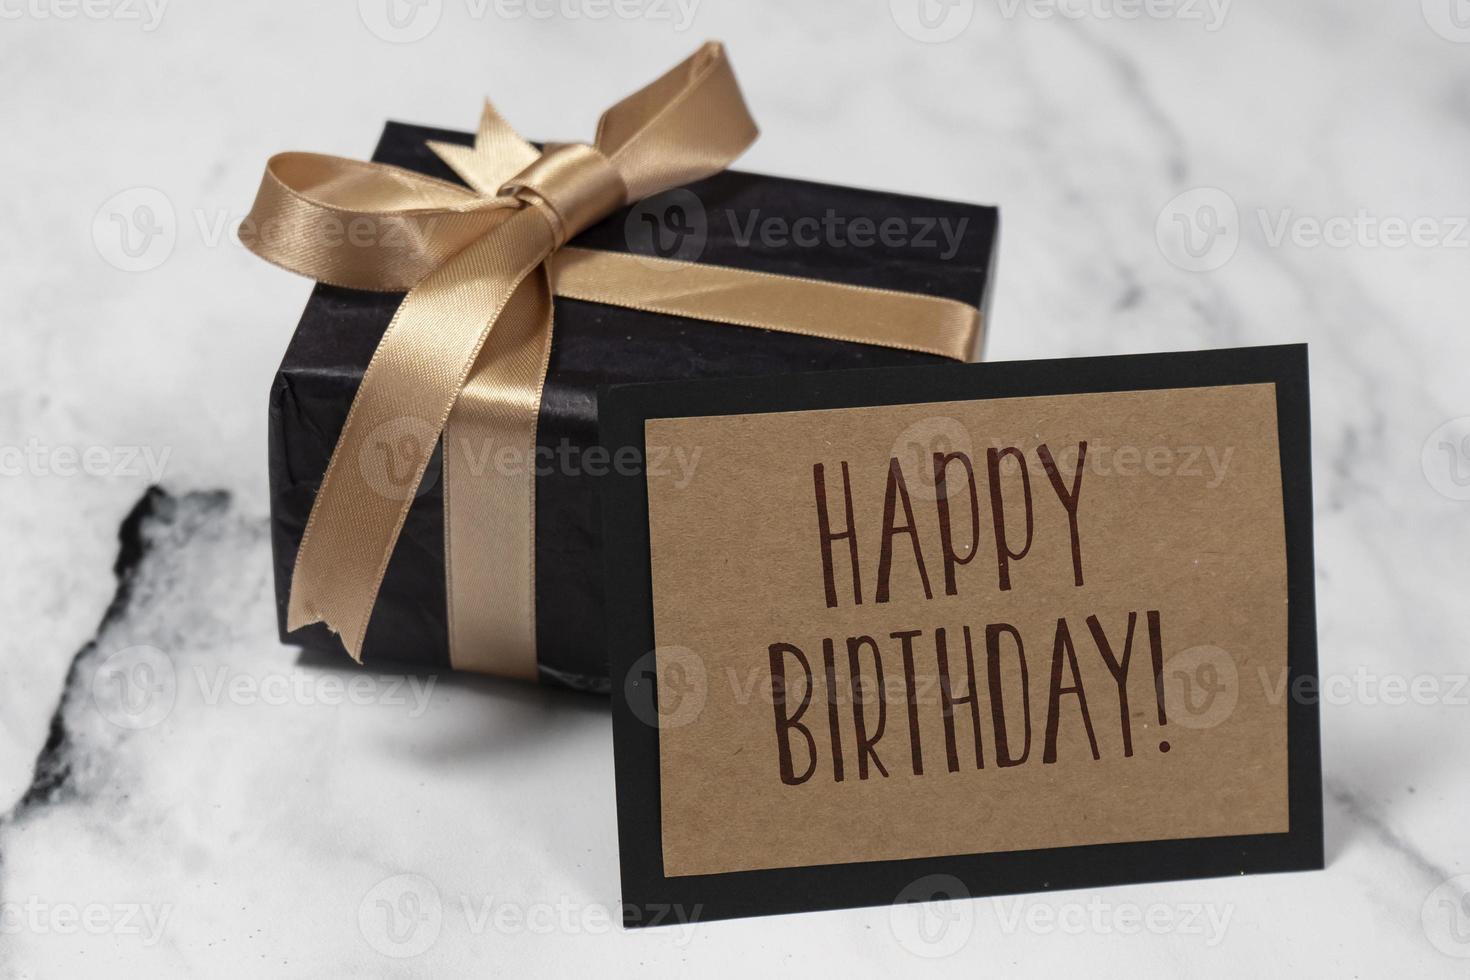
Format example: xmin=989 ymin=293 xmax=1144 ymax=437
xmin=245 ymin=42 xmax=981 ymax=679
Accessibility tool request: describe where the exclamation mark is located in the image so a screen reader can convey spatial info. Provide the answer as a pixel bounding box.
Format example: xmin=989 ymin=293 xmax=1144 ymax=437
xmin=1148 ymin=610 xmax=1170 ymax=753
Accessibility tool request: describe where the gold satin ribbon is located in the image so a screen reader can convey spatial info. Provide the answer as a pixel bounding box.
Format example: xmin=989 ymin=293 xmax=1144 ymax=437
xmin=243 ymin=42 xmax=982 ymax=678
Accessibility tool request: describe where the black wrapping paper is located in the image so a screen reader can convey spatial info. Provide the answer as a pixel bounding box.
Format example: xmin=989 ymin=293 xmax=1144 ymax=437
xmin=268 ymin=120 xmax=1000 ymax=690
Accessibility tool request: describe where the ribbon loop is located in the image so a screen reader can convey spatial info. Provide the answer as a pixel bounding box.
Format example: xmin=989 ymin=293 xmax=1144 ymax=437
xmin=593 ymin=42 xmax=758 ymax=200
xmin=245 ymin=152 xmax=514 ymax=291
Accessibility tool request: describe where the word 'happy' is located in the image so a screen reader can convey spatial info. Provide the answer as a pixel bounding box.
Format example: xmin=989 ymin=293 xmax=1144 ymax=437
xmin=813 ymin=442 xmax=1088 ymax=607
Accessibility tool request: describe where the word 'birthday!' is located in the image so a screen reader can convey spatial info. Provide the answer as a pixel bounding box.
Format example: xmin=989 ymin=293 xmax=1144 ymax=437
xmin=767 ymin=612 xmax=1172 ymax=785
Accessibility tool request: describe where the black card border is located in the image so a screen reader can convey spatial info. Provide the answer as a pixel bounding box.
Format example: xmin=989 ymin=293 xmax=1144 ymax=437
xmin=600 ymin=344 xmax=1322 ymax=927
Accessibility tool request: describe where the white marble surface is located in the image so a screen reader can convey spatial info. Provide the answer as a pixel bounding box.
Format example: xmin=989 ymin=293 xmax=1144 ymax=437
xmin=3 ymin=0 xmax=1469 ymax=975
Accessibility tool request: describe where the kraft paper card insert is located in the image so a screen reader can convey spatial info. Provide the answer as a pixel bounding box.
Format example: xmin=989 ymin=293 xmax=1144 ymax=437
xmin=603 ymin=345 xmax=1322 ymax=925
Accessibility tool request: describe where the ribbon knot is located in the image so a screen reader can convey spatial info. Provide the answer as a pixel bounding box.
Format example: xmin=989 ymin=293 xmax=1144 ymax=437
xmin=243 ymin=41 xmax=982 ymax=678
xmin=497 ymin=144 xmax=627 ymax=248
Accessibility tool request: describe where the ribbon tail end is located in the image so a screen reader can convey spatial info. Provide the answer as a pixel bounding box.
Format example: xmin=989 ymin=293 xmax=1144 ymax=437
xmin=286 ymin=591 xmax=368 ymax=665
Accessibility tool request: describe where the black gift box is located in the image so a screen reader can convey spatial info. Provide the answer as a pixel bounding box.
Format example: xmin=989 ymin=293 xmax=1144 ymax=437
xmin=268 ymin=120 xmax=1000 ymax=690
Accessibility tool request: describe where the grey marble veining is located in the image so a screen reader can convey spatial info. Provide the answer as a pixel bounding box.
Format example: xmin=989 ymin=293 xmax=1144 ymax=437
xmin=2 ymin=0 xmax=1468 ymax=975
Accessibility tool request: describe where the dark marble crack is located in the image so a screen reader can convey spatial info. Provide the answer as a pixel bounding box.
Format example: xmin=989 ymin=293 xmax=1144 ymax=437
xmin=1326 ymin=778 xmax=1454 ymax=887
xmin=1062 ymin=21 xmax=1190 ymax=184
xmin=5 ymin=485 xmax=232 ymax=818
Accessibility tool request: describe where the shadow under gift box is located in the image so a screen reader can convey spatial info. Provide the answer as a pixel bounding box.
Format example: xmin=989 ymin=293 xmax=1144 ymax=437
xmin=268 ymin=120 xmax=1001 ymax=692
